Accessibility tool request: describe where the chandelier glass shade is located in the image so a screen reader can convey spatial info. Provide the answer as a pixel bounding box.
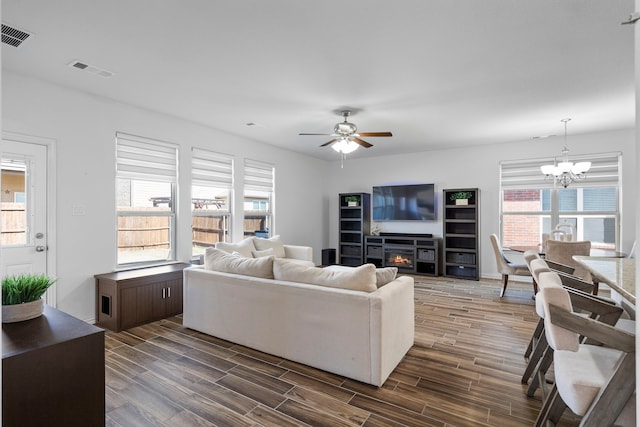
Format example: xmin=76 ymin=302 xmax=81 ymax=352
xmin=332 ymin=137 xmax=359 ymax=154
xmin=540 ymin=119 xmax=591 ymax=188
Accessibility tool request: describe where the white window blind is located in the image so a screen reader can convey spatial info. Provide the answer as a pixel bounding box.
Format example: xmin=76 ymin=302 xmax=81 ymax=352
xmin=191 ymin=148 xmax=233 ymax=189
xmin=244 ymin=159 xmax=274 ymax=192
xmin=116 ymin=132 xmax=178 ymax=182
xmin=500 ymin=153 xmax=620 ymax=190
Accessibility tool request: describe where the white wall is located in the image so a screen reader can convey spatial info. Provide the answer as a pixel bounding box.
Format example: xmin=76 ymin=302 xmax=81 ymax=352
xmin=2 ymin=71 xmax=328 ymax=321
xmin=326 ymin=128 xmax=636 ymax=280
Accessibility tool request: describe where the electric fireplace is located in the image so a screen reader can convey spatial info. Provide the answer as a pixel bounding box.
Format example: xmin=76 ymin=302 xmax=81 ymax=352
xmin=384 ymin=247 xmax=415 ymax=271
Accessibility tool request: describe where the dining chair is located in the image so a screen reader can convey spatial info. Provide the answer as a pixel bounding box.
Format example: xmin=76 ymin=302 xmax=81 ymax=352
xmin=534 ymin=284 xmax=635 ymax=427
xmin=489 ymin=234 xmax=532 ymax=297
xmin=544 ymin=239 xmax=592 ymax=283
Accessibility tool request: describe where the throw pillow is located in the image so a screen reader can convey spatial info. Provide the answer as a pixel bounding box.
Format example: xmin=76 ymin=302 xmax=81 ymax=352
xmin=273 ymin=259 xmax=377 ymax=292
xmin=253 ymin=235 xmax=286 ymax=258
xmin=375 ymin=267 xmax=398 ymax=287
xmin=252 ymin=247 xmax=275 ymax=258
xmin=205 ymin=248 xmax=274 ymax=279
xmin=215 ymin=237 xmax=256 ymax=258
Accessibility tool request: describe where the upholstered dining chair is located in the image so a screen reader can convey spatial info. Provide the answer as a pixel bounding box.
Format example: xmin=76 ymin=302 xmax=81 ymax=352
xmin=544 ymin=239 xmax=592 ymax=283
xmin=489 ymin=234 xmax=532 ymax=297
xmin=534 ymin=284 xmax=635 ymax=427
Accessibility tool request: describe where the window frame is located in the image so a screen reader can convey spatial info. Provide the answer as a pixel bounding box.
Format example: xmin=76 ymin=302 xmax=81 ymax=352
xmin=243 ymin=159 xmax=275 ymax=238
xmin=115 ymin=133 xmax=179 ymax=268
xmin=191 ymin=148 xmax=234 ymax=260
xmin=499 ymin=152 xmax=621 ymax=250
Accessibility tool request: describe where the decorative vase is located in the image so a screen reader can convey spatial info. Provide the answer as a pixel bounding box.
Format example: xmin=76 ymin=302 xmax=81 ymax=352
xmin=455 ymin=199 xmax=469 ymax=206
xmin=2 ymin=299 xmax=44 ymax=323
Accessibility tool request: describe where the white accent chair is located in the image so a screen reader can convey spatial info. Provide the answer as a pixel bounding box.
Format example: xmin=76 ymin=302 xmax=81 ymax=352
xmin=489 ymin=234 xmax=532 ymax=297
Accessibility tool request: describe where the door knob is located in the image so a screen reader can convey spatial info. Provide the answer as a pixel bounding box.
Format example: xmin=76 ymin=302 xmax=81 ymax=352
xmin=35 ymin=246 xmax=46 ymax=252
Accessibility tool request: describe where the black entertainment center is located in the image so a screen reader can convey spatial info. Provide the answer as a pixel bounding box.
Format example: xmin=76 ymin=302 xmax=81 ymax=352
xmin=364 ymin=234 xmax=440 ymax=276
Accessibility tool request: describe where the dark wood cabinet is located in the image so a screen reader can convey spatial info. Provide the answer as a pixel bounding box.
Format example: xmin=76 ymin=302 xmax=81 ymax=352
xmin=365 ymin=235 xmax=440 ymax=276
xmin=2 ymin=305 xmax=105 ymax=426
xmin=95 ymin=263 xmax=189 ymax=332
xmin=443 ymin=188 xmax=480 ymax=280
xmin=339 ymin=193 xmax=371 ymax=266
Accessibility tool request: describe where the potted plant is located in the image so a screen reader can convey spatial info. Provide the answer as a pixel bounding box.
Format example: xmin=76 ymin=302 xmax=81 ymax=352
xmin=450 ymin=191 xmax=473 ymax=205
xmin=2 ymin=273 xmax=56 ymax=323
xmin=345 ymin=195 xmax=361 ymax=207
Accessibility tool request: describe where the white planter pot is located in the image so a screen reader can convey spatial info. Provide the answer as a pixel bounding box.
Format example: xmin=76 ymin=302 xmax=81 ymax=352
xmin=2 ymin=299 xmax=44 ymax=323
xmin=348 ymin=201 xmax=359 ymax=207
xmin=455 ymin=199 xmax=469 ymax=206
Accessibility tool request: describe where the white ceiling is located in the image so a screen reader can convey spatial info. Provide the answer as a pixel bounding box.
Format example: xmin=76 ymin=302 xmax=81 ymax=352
xmin=2 ymin=0 xmax=636 ymax=160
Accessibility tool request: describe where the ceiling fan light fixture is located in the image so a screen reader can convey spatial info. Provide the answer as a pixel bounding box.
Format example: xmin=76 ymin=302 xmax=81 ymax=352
xmin=332 ymin=138 xmax=359 ymax=154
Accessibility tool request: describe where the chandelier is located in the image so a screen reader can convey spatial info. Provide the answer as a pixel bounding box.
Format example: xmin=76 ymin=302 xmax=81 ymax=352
xmin=540 ymin=118 xmax=591 ymax=188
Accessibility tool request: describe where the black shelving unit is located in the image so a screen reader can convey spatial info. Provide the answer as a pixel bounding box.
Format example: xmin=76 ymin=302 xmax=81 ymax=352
xmin=338 ymin=193 xmax=371 ymax=266
xmin=443 ymin=188 xmax=480 ymax=280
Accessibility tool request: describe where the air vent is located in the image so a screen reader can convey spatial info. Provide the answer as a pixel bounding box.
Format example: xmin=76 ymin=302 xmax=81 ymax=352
xmin=2 ymin=23 xmax=31 ymax=47
xmin=68 ymin=60 xmax=114 ymax=78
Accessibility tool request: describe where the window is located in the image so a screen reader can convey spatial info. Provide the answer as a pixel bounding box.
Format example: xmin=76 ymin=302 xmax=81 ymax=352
xmin=1 ymin=160 xmax=27 ymax=246
xmin=191 ymin=148 xmax=233 ymax=259
xmin=500 ymin=153 xmax=620 ymax=250
xmin=243 ymin=159 xmax=274 ymax=237
xmin=116 ymin=133 xmax=178 ymax=266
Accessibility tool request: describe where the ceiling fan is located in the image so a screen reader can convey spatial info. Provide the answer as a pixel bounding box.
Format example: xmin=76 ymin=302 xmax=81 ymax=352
xmin=299 ymin=110 xmax=392 ymax=152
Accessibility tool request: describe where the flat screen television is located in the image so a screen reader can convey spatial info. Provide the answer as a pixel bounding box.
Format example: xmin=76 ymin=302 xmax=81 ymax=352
xmin=372 ymin=184 xmax=436 ymax=221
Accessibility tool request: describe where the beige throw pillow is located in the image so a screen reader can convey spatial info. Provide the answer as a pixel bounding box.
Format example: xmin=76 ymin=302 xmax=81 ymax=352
xmin=375 ymin=267 xmax=398 ymax=287
xmin=253 ymin=235 xmax=286 ymax=258
xmin=273 ymin=259 xmax=377 ymax=292
xmin=252 ymin=247 xmax=275 ymax=258
xmin=205 ymin=248 xmax=274 ymax=279
xmin=215 ymin=237 xmax=256 ymax=258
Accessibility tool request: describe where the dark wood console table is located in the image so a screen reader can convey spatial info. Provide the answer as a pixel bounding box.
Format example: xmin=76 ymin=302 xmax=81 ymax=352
xmin=2 ymin=305 xmax=105 ymax=426
xmin=95 ymin=262 xmax=190 ymax=332
xmin=365 ymin=235 xmax=441 ymax=276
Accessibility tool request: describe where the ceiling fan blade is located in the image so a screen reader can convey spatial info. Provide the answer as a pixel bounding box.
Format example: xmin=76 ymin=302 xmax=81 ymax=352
xmin=299 ymin=133 xmax=332 ymax=136
xmin=320 ymin=139 xmax=338 ymax=147
xmin=358 ymin=132 xmax=393 ymax=137
xmin=353 ymin=137 xmax=373 ymax=148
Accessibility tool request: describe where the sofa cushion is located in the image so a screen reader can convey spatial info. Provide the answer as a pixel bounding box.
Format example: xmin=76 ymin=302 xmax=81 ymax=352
xmin=215 ymin=237 xmax=256 ymax=258
xmin=252 ymin=247 xmax=275 ymax=258
xmin=273 ymin=259 xmax=377 ymax=292
xmin=205 ymin=248 xmax=274 ymax=279
xmin=375 ymin=267 xmax=398 ymax=287
xmin=253 ymin=235 xmax=286 ymax=258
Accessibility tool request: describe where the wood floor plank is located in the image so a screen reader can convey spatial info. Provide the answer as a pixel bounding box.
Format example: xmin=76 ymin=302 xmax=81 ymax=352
xmin=104 ymin=275 xmax=588 ymax=426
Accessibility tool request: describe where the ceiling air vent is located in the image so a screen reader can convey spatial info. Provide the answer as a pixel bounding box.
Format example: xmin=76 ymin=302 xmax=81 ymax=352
xmin=2 ymin=23 xmax=31 ymax=48
xmin=68 ymin=60 xmax=114 ymax=78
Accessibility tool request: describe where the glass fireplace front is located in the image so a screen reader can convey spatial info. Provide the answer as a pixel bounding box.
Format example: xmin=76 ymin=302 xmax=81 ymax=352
xmin=384 ymin=247 xmax=415 ymax=270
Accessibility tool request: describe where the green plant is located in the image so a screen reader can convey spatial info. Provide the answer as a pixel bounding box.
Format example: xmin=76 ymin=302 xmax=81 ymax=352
xmin=449 ymin=191 xmax=473 ymax=201
xmin=345 ymin=195 xmax=361 ymax=203
xmin=2 ymin=274 xmax=56 ymax=305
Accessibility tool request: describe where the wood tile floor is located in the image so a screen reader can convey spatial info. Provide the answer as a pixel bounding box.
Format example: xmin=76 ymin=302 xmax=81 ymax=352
xmin=105 ymin=276 xmax=582 ymax=426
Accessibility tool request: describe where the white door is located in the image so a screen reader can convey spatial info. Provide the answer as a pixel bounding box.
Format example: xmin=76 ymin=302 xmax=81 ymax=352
xmin=1 ymin=139 xmax=50 ymax=290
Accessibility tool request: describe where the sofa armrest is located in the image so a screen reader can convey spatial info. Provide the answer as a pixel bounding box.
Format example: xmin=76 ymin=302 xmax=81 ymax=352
xmin=283 ymin=245 xmax=313 ymax=262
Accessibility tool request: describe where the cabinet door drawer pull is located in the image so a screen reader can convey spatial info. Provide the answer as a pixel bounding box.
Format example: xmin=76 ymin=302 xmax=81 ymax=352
xmin=167 ymin=287 xmax=171 ymax=298
xmin=162 ymin=288 xmax=166 ymax=299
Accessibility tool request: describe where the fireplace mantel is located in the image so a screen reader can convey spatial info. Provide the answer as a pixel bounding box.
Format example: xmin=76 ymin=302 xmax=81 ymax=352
xmin=364 ymin=235 xmax=441 ymax=276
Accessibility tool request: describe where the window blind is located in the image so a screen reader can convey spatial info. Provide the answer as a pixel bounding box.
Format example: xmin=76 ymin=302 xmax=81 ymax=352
xmin=244 ymin=159 xmax=274 ymax=192
xmin=500 ymin=153 xmax=620 ymax=190
xmin=116 ymin=132 xmax=178 ymax=183
xmin=191 ymin=148 xmax=233 ymax=188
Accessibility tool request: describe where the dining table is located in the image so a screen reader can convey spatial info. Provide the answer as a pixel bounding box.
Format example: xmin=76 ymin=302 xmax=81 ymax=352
xmin=572 ymin=255 xmax=635 ymax=306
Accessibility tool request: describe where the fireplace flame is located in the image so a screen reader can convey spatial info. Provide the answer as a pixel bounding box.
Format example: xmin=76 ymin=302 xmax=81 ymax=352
xmin=392 ymin=255 xmax=411 ymax=265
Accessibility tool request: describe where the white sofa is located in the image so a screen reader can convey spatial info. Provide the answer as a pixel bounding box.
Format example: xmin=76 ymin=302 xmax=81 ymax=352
xmin=183 ymin=250 xmax=415 ymax=387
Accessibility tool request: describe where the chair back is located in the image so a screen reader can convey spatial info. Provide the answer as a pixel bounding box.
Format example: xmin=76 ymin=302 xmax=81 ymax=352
xmin=523 ymin=249 xmax=541 ymax=268
xmin=544 ymin=239 xmax=591 ymax=280
xmin=537 ymin=281 xmax=580 ymax=352
xmin=529 ymin=258 xmax=550 ymax=284
xmin=489 ymin=234 xmax=510 ymax=274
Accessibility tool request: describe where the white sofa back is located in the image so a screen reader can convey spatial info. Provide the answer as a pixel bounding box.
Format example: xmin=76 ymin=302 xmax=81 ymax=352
xmin=183 ymin=266 xmax=414 ymax=386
